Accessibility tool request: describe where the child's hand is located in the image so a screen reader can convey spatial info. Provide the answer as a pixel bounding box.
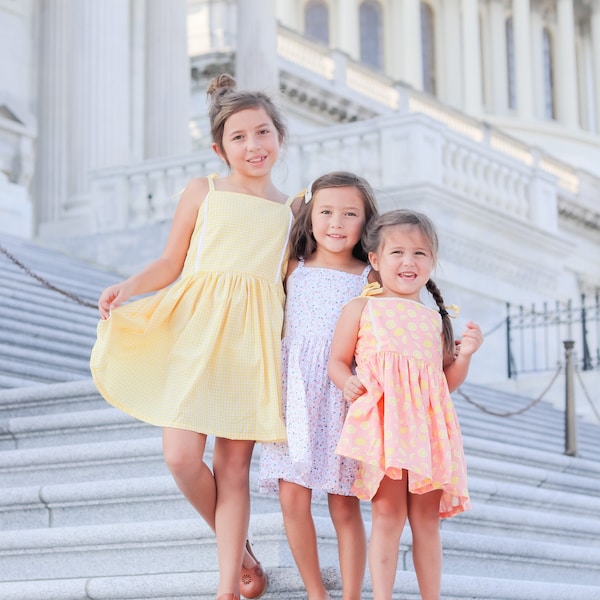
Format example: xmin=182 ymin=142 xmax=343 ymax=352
xmin=343 ymin=375 xmax=366 ymax=402
xmin=98 ymin=281 xmax=133 ymax=320
xmin=456 ymin=321 xmax=483 ymax=358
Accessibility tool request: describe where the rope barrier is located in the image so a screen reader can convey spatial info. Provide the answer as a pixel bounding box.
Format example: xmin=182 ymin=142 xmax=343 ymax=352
xmin=0 ymin=242 xmax=98 ymax=310
xmin=456 ymin=365 xmax=563 ymax=417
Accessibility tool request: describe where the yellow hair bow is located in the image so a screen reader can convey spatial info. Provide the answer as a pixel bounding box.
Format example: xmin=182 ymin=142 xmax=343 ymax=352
xmin=360 ymin=282 xmax=383 ymax=297
xmin=440 ymin=304 xmax=460 ymax=319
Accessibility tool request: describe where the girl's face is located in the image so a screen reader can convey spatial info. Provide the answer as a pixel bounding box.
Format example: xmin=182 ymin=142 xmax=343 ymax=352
xmin=369 ymin=224 xmax=434 ymax=301
xmin=215 ymin=107 xmax=281 ymax=176
xmin=310 ymin=186 xmax=366 ymax=258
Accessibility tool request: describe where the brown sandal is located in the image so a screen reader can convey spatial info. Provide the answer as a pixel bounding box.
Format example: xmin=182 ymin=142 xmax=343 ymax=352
xmin=240 ymin=539 xmax=268 ymax=599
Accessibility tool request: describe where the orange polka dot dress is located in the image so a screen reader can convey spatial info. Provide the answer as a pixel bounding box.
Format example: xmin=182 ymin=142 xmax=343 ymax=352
xmin=90 ymin=175 xmax=292 ymax=442
xmin=335 ymin=295 xmax=470 ymax=518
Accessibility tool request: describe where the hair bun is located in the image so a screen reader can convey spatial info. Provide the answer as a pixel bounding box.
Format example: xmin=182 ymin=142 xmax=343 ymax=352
xmin=207 ymin=73 xmax=236 ymax=97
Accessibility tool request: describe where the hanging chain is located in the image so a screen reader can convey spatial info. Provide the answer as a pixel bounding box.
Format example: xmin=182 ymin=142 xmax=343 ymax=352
xmin=456 ymin=364 xmax=563 ymax=417
xmin=0 ymin=242 xmax=98 ymax=310
xmin=574 ymin=368 xmax=600 ymax=424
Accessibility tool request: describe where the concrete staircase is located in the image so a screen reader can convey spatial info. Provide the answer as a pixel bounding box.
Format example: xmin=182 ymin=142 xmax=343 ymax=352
xmin=1 ymin=233 xmax=600 ymax=600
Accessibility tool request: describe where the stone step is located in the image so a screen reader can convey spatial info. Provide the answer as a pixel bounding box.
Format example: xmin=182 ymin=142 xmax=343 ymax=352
xmin=3 ymin=381 xmax=599 ymax=465
xmin=0 ymin=343 xmax=91 ymax=376
xmin=0 ymin=381 xmax=106 ymax=419
xmin=0 ymin=374 xmax=39 ymax=391
xmin=0 ymin=357 xmax=87 ymax=386
xmin=1 ymin=514 xmax=599 ymax=587
xmin=2 ymin=469 xmax=598 ymax=549
xmin=0 ymin=288 xmax=99 ymax=327
xmin=1 ymin=569 xmax=599 ymax=600
xmin=0 ymin=303 xmax=98 ymax=338
xmin=0 ymin=322 xmax=93 ymax=360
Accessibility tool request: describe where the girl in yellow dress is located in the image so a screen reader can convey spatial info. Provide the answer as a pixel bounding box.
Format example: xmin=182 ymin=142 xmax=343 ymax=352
xmin=90 ymin=74 xmax=298 ymax=600
xmin=328 ymin=210 xmax=483 ymax=600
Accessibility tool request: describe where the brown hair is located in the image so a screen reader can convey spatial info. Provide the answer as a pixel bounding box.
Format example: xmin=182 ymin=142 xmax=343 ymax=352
xmin=363 ymin=209 xmax=455 ymax=365
xmin=207 ymin=74 xmax=287 ymax=166
xmin=289 ymin=171 xmax=380 ymax=262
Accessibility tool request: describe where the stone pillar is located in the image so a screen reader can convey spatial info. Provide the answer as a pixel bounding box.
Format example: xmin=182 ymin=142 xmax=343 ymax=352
xmin=235 ymin=0 xmax=278 ymax=91
xmin=461 ymin=0 xmax=483 ymax=115
xmin=440 ymin=0 xmax=462 ymax=107
xmin=36 ymin=0 xmax=70 ymax=224
xmin=145 ymin=0 xmax=191 ymax=158
xmin=276 ymin=0 xmax=297 ymax=28
xmin=70 ymin=0 xmax=131 ymax=207
xmin=512 ymin=0 xmax=535 ymax=119
xmin=593 ymin=0 xmax=600 ymax=133
xmin=489 ymin=0 xmax=508 ymax=114
xmin=336 ymin=0 xmax=359 ymax=61
xmin=556 ymin=0 xmax=580 ymax=128
xmin=399 ymin=0 xmax=422 ymax=90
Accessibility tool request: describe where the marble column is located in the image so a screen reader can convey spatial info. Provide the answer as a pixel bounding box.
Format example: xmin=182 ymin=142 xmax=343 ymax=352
xmin=69 ymin=0 xmax=131 ymax=207
xmin=145 ymin=0 xmax=191 ymax=158
xmin=489 ymin=0 xmax=508 ymax=114
xmin=336 ymin=0 xmax=359 ymax=61
xmin=276 ymin=0 xmax=298 ymax=29
xmin=461 ymin=0 xmax=483 ymax=115
xmin=235 ymin=0 xmax=278 ymax=91
xmin=440 ymin=0 xmax=462 ymax=107
xmin=556 ymin=0 xmax=580 ymax=128
xmin=593 ymin=0 xmax=600 ymax=133
xmin=399 ymin=0 xmax=422 ymax=90
xmin=36 ymin=0 xmax=70 ymax=224
xmin=512 ymin=0 xmax=535 ymax=119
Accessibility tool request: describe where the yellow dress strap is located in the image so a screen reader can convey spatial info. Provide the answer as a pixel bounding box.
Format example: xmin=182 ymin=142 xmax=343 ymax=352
xmin=207 ymin=173 xmax=218 ymax=192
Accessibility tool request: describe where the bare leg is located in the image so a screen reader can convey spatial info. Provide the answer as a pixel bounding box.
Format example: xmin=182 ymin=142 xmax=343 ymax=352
xmin=212 ymin=437 xmax=255 ymax=597
xmin=328 ymin=493 xmax=366 ymax=600
xmin=369 ymin=475 xmax=408 ymax=600
xmin=407 ymin=490 xmax=443 ymax=600
xmin=278 ymin=480 xmax=329 ymax=600
xmin=162 ymin=428 xmax=216 ymax=530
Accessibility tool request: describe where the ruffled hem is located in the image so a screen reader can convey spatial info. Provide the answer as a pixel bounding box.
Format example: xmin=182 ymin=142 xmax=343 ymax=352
xmin=335 ymin=351 xmax=470 ymax=517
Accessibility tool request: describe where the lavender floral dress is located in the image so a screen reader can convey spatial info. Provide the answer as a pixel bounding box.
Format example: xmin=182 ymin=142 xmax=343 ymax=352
xmin=259 ymin=260 xmax=371 ymax=496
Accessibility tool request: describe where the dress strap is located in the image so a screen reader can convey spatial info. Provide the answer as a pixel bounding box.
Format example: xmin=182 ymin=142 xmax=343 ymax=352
xmin=361 ymin=264 xmax=372 ymax=279
xmin=207 ymin=173 xmax=218 ymax=192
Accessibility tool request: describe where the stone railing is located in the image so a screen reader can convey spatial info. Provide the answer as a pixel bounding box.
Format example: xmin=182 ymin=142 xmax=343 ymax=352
xmin=89 ymin=108 xmax=595 ymax=237
xmin=89 ymin=24 xmax=597 ymax=236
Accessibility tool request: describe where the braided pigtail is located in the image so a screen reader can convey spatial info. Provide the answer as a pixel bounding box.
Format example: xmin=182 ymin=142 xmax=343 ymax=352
xmin=426 ymin=279 xmax=455 ymax=367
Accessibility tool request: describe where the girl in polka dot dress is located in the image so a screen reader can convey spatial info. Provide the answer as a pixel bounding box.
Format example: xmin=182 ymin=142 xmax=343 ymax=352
xmin=328 ymin=209 xmax=483 ymax=600
xmin=259 ymin=172 xmax=379 ymax=600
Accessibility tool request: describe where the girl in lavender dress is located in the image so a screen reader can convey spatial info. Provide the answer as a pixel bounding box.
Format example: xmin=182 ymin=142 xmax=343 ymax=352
xmin=259 ymin=172 xmax=379 ymax=600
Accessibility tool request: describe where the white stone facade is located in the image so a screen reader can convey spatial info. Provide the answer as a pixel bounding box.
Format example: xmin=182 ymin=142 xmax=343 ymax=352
xmin=0 ymin=0 xmax=599 ymax=390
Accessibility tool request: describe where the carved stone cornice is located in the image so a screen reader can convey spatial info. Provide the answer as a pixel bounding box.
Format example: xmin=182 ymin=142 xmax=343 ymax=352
xmin=558 ymin=197 xmax=600 ymax=236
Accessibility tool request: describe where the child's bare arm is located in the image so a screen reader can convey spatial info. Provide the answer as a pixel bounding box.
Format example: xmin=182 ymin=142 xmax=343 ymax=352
xmin=98 ymin=177 xmax=207 ymax=319
xmin=444 ymin=320 xmax=484 ymax=392
xmin=328 ymin=298 xmax=367 ymax=402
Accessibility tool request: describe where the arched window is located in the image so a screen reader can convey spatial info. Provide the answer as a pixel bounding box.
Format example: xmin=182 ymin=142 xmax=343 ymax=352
xmin=420 ymin=2 xmax=436 ymax=95
xmin=305 ymin=1 xmax=329 ymax=45
xmin=506 ymin=17 xmax=516 ymax=110
xmin=542 ymin=28 xmax=555 ymax=119
xmin=360 ymin=1 xmax=382 ymax=70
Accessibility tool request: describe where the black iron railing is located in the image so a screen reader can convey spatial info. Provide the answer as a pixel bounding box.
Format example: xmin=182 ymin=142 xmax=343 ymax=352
xmin=506 ymin=293 xmax=600 ymax=379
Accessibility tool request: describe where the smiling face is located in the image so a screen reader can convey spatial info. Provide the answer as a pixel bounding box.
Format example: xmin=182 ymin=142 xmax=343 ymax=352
xmin=369 ymin=224 xmax=434 ymax=301
xmin=214 ymin=107 xmax=281 ymax=175
xmin=310 ymin=186 xmax=367 ymax=259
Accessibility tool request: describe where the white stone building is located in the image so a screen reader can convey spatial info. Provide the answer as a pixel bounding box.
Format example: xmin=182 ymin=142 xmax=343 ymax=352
xmin=1 ymin=0 xmax=599 ymax=393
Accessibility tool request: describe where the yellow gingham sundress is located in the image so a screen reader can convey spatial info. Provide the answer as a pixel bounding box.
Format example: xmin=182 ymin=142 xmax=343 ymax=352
xmin=90 ymin=175 xmax=293 ymax=442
